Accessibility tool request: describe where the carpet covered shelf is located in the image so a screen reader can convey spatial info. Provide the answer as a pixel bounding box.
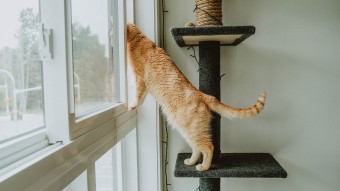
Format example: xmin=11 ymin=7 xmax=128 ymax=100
xmin=171 ymin=26 xmax=255 ymax=47
xmin=175 ymin=153 xmax=287 ymax=178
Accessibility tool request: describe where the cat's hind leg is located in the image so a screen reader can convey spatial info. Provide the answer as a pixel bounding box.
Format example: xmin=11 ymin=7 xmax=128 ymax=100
xmin=180 ymin=103 xmax=213 ymax=171
xmin=184 ymin=150 xmax=201 ymax=166
xmin=186 ymin=127 xmax=214 ymax=171
xmin=195 ymin=145 xmax=213 ymax=171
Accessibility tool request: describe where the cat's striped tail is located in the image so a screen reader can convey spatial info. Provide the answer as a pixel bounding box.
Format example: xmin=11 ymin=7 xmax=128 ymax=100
xmin=204 ymin=92 xmax=266 ymax=119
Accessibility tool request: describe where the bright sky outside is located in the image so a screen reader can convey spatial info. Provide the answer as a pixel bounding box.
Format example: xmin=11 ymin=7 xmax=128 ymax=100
xmin=72 ymin=0 xmax=109 ymax=54
xmin=0 ymin=0 xmax=39 ymax=49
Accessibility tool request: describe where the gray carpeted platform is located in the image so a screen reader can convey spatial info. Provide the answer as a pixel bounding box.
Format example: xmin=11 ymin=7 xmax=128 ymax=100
xmin=171 ymin=26 xmax=255 ymax=47
xmin=174 ymin=153 xmax=287 ymax=178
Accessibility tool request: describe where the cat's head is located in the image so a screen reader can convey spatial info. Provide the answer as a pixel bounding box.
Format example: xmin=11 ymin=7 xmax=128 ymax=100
xmin=126 ymin=23 xmax=140 ymax=42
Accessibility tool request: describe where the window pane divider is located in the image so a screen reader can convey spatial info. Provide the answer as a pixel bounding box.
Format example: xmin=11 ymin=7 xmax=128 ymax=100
xmin=40 ymin=0 xmax=73 ymax=143
xmin=87 ymin=164 xmax=96 ymax=191
xmin=116 ymin=142 xmax=124 ymax=191
xmin=117 ymin=0 xmax=128 ymax=104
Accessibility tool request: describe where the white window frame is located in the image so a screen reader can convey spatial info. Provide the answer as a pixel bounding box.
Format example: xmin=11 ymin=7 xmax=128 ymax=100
xmin=0 ymin=129 xmax=49 ymax=175
xmin=0 ymin=0 xmax=140 ymax=190
xmin=68 ymin=0 xmax=130 ymax=140
xmin=41 ymin=0 xmax=130 ymax=143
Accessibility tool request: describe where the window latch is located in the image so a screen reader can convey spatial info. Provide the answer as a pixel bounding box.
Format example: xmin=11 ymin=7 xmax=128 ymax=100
xmin=39 ymin=23 xmax=53 ymax=60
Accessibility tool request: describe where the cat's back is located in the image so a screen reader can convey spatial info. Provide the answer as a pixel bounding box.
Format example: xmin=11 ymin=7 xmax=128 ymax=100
xmin=145 ymin=45 xmax=202 ymax=103
xmin=146 ymin=46 xmax=191 ymax=86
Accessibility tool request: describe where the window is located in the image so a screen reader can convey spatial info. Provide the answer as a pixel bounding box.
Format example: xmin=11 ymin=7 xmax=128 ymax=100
xmin=95 ymin=129 xmax=138 ymax=191
xmin=0 ymin=0 xmax=44 ymax=142
xmin=69 ymin=0 xmax=129 ymax=139
xmin=0 ymin=0 xmax=140 ymax=190
xmin=95 ymin=149 xmax=117 ymax=191
xmin=60 ymin=128 xmax=138 ymax=191
xmin=71 ymin=0 xmax=115 ymax=115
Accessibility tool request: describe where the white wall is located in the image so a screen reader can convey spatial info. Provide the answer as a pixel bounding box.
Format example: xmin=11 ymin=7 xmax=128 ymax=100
xmin=163 ymin=0 xmax=340 ymax=190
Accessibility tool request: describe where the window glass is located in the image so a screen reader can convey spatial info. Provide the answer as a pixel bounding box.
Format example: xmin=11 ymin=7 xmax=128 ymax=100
xmin=71 ymin=0 xmax=114 ymax=115
xmin=96 ymin=144 xmax=119 ymax=191
xmin=0 ymin=0 xmax=44 ymax=142
xmin=96 ymin=129 xmax=138 ymax=191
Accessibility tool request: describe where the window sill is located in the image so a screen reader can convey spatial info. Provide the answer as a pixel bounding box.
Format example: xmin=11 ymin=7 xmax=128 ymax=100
xmin=0 ymin=108 xmax=136 ymax=191
xmin=0 ymin=129 xmax=49 ymax=175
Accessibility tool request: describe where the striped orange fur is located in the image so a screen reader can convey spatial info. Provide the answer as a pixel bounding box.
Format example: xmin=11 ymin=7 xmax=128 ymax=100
xmin=125 ymin=23 xmax=266 ymax=171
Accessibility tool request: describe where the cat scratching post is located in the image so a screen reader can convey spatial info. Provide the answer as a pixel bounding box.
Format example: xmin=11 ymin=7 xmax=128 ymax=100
xmin=170 ymin=2 xmax=287 ymax=190
xmin=199 ymin=41 xmax=221 ymax=190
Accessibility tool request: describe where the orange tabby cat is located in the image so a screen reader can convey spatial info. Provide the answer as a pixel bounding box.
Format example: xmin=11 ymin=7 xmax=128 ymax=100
xmin=126 ymin=23 xmax=266 ymax=171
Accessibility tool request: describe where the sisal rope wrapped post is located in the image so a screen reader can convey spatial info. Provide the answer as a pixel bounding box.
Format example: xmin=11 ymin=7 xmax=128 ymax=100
xmin=195 ymin=0 xmax=223 ymax=26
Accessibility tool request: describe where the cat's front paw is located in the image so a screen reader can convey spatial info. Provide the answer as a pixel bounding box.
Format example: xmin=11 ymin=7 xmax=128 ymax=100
xmin=196 ymin=164 xmax=209 ymax=171
xmin=129 ymin=105 xmax=137 ymax=110
xmin=184 ymin=158 xmax=195 ymax=166
xmin=129 ymin=102 xmax=138 ymax=111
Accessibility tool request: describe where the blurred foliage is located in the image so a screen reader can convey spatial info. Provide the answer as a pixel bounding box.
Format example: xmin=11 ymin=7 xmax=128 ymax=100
xmin=72 ymin=22 xmax=110 ymax=104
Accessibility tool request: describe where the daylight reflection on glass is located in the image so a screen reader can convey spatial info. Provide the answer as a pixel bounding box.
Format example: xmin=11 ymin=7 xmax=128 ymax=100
xmin=0 ymin=0 xmax=44 ymax=142
xmin=71 ymin=0 xmax=114 ymax=115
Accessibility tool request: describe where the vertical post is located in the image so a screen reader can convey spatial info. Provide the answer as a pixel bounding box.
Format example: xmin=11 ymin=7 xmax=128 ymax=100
xmin=198 ymin=41 xmax=221 ymax=191
xmin=5 ymin=78 xmax=9 ymax=115
xmin=199 ymin=178 xmax=220 ymax=191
